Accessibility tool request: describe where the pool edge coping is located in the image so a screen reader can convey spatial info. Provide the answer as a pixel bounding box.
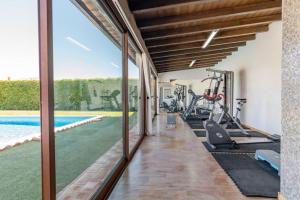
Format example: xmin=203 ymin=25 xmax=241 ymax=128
xmin=0 ymin=115 xmax=103 ymax=152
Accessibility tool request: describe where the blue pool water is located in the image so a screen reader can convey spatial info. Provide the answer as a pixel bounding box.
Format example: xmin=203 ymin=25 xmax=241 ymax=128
xmin=0 ymin=116 xmax=92 ymax=127
xmin=0 ymin=116 xmax=94 ymax=147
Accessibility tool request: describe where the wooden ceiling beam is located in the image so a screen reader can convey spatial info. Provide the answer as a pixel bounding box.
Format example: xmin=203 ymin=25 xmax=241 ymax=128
xmin=142 ymin=14 xmax=281 ymax=39
xmin=149 ymin=35 xmax=255 ymax=53
xmin=158 ymin=65 xmax=213 ymax=73
xmin=158 ymin=64 xmax=218 ymax=72
xmin=150 ymin=41 xmax=246 ymax=54
xmin=155 ymin=57 xmax=226 ymax=68
xmin=157 ymin=63 xmax=218 ymax=73
xmin=138 ymin=1 xmax=282 ymax=30
xmin=146 ymin=25 xmax=268 ymax=47
xmin=152 ymin=47 xmax=238 ymax=61
xmin=154 ymin=55 xmax=228 ymax=66
xmin=154 ymin=52 xmax=236 ymax=66
xmin=154 ymin=52 xmax=232 ymax=64
xmin=151 ymin=42 xmax=246 ymax=57
xmin=130 ymin=0 xmax=217 ymax=14
xmin=157 ymin=61 xmax=221 ymax=70
xmin=153 ymin=47 xmax=238 ymax=60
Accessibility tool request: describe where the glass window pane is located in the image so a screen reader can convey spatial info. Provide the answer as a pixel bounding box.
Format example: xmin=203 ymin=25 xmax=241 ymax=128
xmin=0 ymin=1 xmax=41 ymax=199
xmin=128 ymin=39 xmax=142 ymax=152
xmin=52 ymin=0 xmax=123 ymax=199
xmin=150 ymin=73 xmax=156 ymax=119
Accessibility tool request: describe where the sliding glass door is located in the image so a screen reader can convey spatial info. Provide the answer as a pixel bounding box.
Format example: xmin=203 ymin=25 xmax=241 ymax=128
xmin=0 ymin=0 xmax=150 ymax=199
xmin=150 ymin=72 xmax=157 ymax=119
xmin=128 ymin=38 xmax=143 ymax=153
xmin=52 ymin=0 xmax=123 ymax=199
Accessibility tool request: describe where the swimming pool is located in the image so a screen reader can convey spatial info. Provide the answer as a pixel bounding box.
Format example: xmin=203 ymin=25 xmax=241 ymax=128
xmin=0 ymin=116 xmax=92 ymax=127
xmin=0 ymin=116 xmax=94 ymax=150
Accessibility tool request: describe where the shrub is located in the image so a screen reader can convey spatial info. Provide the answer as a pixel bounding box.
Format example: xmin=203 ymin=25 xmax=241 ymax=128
xmin=0 ymin=80 xmax=40 ymax=110
xmin=0 ymin=78 xmax=137 ymax=111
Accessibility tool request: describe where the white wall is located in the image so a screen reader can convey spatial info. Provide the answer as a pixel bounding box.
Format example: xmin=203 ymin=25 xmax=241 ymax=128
xmin=158 ymin=21 xmax=282 ymax=135
xmin=215 ymin=21 xmax=282 ymax=135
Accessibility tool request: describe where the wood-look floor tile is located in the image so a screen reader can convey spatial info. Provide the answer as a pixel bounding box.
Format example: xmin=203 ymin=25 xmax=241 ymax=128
xmin=108 ymin=113 xmax=272 ymax=200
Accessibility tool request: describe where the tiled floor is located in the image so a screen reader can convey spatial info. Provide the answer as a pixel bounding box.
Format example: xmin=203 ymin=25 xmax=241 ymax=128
xmin=108 ymin=114 xmax=272 ymax=200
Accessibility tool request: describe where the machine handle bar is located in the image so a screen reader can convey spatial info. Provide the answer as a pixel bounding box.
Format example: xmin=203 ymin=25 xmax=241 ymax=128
xmin=203 ymin=93 xmax=224 ymax=102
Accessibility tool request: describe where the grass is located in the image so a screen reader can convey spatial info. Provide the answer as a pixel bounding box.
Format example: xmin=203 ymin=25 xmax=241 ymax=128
xmin=0 ymin=116 xmax=126 ymax=200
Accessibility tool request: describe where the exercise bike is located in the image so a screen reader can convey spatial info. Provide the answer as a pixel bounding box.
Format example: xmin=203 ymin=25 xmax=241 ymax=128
xmin=213 ymin=98 xmax=249 ymax=136
xmin=221 ymin=98 xmax=247 ymax=129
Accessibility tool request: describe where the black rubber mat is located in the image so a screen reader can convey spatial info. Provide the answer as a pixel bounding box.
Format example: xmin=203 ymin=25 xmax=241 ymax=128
xmin=186 ymin=115 xmax=209 ymax=121
xmin=181 ymin=115 xmax=209 ymax=121
xmin=225 ymin=124 xmax=249 ymax=129
xmin=212 ymin=153 xmax=280 ymax=198
xmin=187 ymin=122 xmax=204 ymax=129
xmin=194 ymin=130 xmax=206 ymax=137
xmin=229 ymin=131 xmax=266 ymax=137
xmin=194 ymin=130 xmax=266 ymax=138
xmin=202 ymin=141 xmax=280 ymax=153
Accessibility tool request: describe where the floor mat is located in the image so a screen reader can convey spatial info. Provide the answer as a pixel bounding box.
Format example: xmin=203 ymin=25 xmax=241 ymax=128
xmin=225 ymin=124 xmax=249 ymax=129
xmin=202 ymin=141 xmax=280 ymax=153
xmin=194 ymin=130 xmax=206 ymax=137
xmin=181 ymin=115 xmax=208 ymax=121
xmin=194 ymin=130 xmax=266 ymax=138
xmin=212 ymin=153 xmax=280 ymax=198
xmin=187 ymin=122 xmax=204 ymax=129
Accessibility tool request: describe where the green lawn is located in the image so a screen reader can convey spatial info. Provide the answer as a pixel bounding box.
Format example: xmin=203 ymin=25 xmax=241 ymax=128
xmin=0 ymin=116 xmax=125 ymax=200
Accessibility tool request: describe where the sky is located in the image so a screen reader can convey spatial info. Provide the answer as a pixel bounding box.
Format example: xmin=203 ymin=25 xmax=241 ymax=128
xmin=0 ymin=0 xmax=139 ymax=80
xmin=0 ymin=0 xmax=39 ymax=80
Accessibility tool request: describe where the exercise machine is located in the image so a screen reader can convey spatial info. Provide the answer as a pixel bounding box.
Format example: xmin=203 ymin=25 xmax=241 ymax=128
xmin=182 ymin=73 xmax=224 ymax=120
xmin=203 ymin=69 xmax=248 ymax=135
xmin=202 ymin=70 xmax=241 ymax=149
xmin=203 ymin=69 xmax=271 ymax=149
xmin=203 ymin=69 xmax=243 ymax=148
xmin=182 ymin=89 xmax=205 ymax=120
xmin=215 ymin=98 xmax=249 ymax=135
xmin=205 ymin=105 xmax=272 ymax=149
xmin=225 ymin=98 xmax=247 ymax=129
xmin=162 ymin=84 xmax=185 ymax=112
xmin=205 ymin=120 xmax=239 ymax=149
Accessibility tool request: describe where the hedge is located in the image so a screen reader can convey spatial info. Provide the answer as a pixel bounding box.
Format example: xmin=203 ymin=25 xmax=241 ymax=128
xmin=0 ymin=78 xmax=138 ymax=111
xmin=0 ymin=80 xmax=40 ymax=110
